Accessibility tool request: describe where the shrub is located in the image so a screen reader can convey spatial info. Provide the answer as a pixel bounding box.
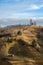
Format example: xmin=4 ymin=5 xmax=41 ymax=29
xmin=32 ymin=39 xmax=37 ymax=47
xmin=17 ymin=30 xmax=22 ymax=35
xmin=7 ymin=37 xmax=13 ymax=43
xmin=37 ymin=47 xmax=40 ymax=52
xmin=18 ymin=39 xmax=25 ymax=45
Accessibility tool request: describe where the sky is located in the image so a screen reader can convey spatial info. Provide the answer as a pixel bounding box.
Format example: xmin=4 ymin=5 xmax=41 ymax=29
xmin=0 ymin=0 xmax=43 ymax=27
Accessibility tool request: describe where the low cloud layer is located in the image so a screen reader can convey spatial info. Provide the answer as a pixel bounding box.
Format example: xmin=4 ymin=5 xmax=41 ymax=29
xmin=0 ymin=18 xmax=43 ymax=27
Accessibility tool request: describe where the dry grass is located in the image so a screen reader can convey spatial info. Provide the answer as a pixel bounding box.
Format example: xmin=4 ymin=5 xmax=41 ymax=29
xmin=0 ymin=25 xmax=43 ymax=65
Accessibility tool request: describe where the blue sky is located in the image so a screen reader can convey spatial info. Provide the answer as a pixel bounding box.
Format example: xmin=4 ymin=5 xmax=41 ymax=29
xmin=0 ymin=0 xmax=43 ymax=27
xmin=0 ymin=0 xmax=43 ymax=18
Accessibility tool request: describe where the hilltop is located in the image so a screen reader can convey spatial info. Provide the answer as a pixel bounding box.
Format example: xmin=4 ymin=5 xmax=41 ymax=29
xmin=0 ymin=25 xmax=43 ymax=65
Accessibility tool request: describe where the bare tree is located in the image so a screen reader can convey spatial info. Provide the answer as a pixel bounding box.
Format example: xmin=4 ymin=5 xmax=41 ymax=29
xmin=30 ymin=19 xmax=33 ymax=25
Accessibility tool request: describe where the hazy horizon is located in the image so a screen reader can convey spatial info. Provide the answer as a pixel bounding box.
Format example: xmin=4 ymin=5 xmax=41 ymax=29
xmin=0 ymin=18 xmax=43 ymax=27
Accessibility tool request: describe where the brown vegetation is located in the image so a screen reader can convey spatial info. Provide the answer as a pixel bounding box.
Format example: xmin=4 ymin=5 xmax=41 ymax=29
xmin=0 ymin=25 xmax=43 ymax=65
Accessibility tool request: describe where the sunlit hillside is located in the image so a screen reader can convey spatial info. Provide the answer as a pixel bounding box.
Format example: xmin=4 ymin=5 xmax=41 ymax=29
xmin=0 ymin=25 xmax=43 ymax=65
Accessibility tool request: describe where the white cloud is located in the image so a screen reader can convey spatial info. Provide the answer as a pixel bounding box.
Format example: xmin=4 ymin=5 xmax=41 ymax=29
xmin=30 ymin=4 xmax=43 ymax=10
xmin=25 ymin=4 xmax=43 ymax=10
xmin=30 ymin=4 xmax=39 ymax=9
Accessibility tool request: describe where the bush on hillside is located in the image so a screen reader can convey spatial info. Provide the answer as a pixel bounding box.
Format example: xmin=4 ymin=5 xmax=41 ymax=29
xmin=18 ymin=39 xmax=25 ymax=45
xmin=7 ymin=37 xmax=13 ymax=43
xmin=37 ymin=32 xmax=43 ymax=42
xmin=17 ymin=30 xmax=22 ymax=35
xmin=32 ymin=39 xmax=37 ymax=48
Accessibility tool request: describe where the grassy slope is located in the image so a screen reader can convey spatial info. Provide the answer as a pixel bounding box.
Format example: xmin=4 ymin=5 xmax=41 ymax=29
xmin=0 ymin=25 xmax=43 ymax=65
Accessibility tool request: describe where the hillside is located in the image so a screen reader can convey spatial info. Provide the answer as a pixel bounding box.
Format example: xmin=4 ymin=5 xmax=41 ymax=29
xmin=0 ymin=25 xmax=43 ymax=65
